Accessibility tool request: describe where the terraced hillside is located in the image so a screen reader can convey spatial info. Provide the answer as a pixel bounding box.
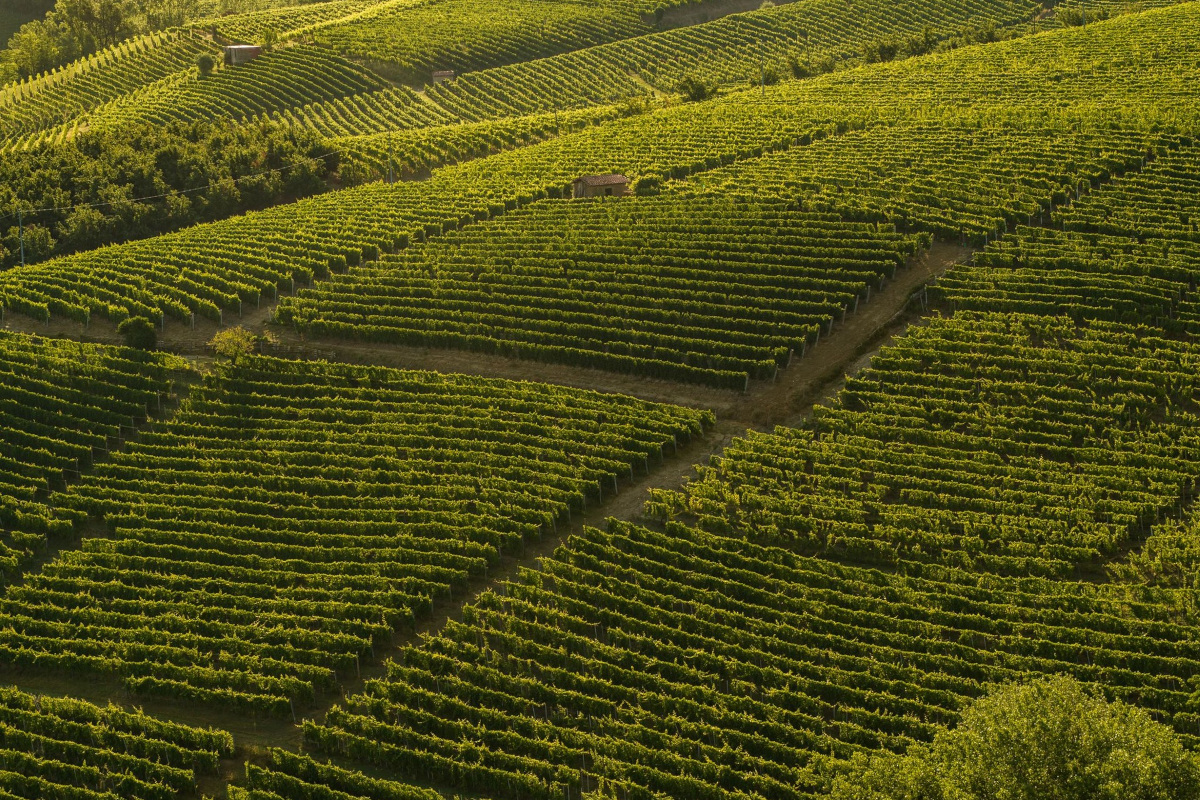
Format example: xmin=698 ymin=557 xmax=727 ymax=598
xmin=0 ymin=1 xmax=1198 ymax=799
xmin=0 ymin=356 xmax=708 ymax=714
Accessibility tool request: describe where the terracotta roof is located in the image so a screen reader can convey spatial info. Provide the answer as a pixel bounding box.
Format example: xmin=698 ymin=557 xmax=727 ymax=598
xmin=573 ymin=174 xmax=629 ymax=187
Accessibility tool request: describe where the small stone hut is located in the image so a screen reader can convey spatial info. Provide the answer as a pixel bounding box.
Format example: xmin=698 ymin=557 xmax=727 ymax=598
xmin=572 ymin=174 xmax=630 ymax=198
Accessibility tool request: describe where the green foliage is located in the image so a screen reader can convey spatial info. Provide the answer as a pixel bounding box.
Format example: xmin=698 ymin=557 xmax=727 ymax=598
xmin=0 ymin=30 xmax=216 ymax=146
xmin=283 ymin=193 xmax=920 ymax=388
xmin=0 ymin=331 xmax=177 ymax=567
xmin=3 ymin=0 xmax=205 ymax=77
xmin=0 ymin=685 xmax=231 ymax=800
xmin=0 ymin=355 xmax=711 ymax=713
xmin=675 ymin=74 xmax=716 ymax=102
xmin=75 ymin=46 xmax=385 ymax=136
xmin=789 ymin=52 xmax=836 ymax=78
xmin=117 ymin=315 xmax=156 ymax=349
xmin=0 ymin=118 xmax=334 ymax=269
xmin=417 ymin=0 xmax=1040 ymax=124
xmin=631 ymin=174 xmax=661 ymax=196
xmin=831 ymin=676 xmax=1200 ymax=800
xmin=208 ymin=325 xmax=257 ymax=359
xmin=306 ymin=0 xmax=651 ymax=86
xmin=195 ymin=50 xmax=212 ymax=75
xmin=863 ymin=35 xmax=902 ymax=63
xmin=749 ymin=63 xmax=781 ymax=86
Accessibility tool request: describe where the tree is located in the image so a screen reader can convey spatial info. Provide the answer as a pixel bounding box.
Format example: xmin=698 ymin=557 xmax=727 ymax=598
xmin=675 ymin=75 xmax=716 ymax=102
xmin=5 ymin=18 xmax=71 ymax=78
xmin=197 ymin=52 xmax=215 ymax=76
xmin=57 ymin=0 xmax=138 ymax=52
xmin=831 ymin=676 xmax=1200 ymax=800
xmin=117 ymin=316 xmax=157 ymax=349
xmin=863 ymin=35 xmax=902 ymax=63
xmin=5 ymin=0 xmax=204 ymax=78
xmin=137 ymin=0 xmax=200 ymax=29
xmin=789 ymin=53 xmax=836 ymax=79
xmin=209 ymin=326 xmax=258 ymax=359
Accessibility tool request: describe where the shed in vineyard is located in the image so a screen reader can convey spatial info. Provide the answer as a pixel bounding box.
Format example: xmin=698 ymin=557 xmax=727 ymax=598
xmin=572 ymin=174 xmax=630 ymax=198
xmin=224 ymin=45 xmax=263 ymax=66
xmin=432 ymin=70 xmax=457 ymax=84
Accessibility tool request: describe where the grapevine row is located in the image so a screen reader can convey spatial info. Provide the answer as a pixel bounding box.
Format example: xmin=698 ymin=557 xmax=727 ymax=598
xmin=0 ymin=355 xmax=709 ymax=713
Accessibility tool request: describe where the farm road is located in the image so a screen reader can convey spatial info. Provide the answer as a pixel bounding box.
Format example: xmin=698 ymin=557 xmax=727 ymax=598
xmin=0 ymin=240 xmax=970 ymax=781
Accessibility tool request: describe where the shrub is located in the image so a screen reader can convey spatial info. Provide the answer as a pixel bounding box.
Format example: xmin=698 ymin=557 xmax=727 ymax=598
xmin=209 ymin=326 xmax=258 ymax=359
xmin=675 ymin=75 xmax=716 ymax=102
xmin=118 ymin=317 xmax=157 ymax=350
xmin=831 ymin=676 xmax=1200 ymax=800
xmin=789 ymin=53 xmax=837 ymax=78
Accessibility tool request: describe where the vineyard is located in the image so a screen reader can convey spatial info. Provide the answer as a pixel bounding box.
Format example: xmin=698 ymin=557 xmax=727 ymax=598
xmin=0 ymin=332 xmax=180 ymax=563
xmin=309 ymin=0 xmax=652 ymax=85
xmin=0 ymin=31 xmax=216 ymax=148
xmin=0 ymin=685 xmax=232 ymax=799
xmin=1 ymin=2 xmax=1194 ymax=335
xmin=83 ymin=46 xmax=387 ymax=132
xmin=0 ymin=0 xmax=1198 ymax=798
xmin=0 ymin=355 xmax=708 ymax=714
xmin=279 ymin=193 xmax=924 ymax=388
xmin=286 ymin=514 xmax=1200 ymax=799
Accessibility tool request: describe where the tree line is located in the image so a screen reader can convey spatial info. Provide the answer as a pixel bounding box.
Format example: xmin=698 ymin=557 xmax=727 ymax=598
xmin=2 ymin=0 xmax=200 ymax=81
xmin=0 ymin=118 xmax=336 ymax=269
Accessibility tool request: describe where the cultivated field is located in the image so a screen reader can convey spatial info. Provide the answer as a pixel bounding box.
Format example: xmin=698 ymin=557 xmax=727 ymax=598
xmin=0 ymin=0 xmax=1197 ymax=797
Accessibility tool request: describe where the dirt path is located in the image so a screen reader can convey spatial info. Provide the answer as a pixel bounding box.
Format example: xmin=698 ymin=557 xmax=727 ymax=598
xmin=236 ymin=241 xmax=971 ymax=760
xmin=269 ymin=241 xmax=971 ymax=424
xmin=0 ymin=241 xmax=971 ymax=793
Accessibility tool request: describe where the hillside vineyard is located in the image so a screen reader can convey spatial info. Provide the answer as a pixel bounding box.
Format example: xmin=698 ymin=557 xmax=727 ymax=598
xmin=0 ymin=0 xmax=1199 ymax=798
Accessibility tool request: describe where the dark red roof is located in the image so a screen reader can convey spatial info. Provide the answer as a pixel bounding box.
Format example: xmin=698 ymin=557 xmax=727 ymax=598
xmin=573 ymin=174 xmax=629 ymax=187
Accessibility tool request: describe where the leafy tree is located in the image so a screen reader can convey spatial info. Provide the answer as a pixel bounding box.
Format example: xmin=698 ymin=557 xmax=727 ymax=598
xmin=831 ymin=676 xmax=1200 ymax=800
xmin=903 ymin=25 xmax=940 ymax=57
xmin=632 ymin=175 xmax=662 ymax=196
xmin=136 ymin=0 xmax=199 ymax=29
xmin=789 ymin=53 xmax=836 ymax=78
xmin=863 ymin=35 xmax=902 ymax=63
xmin=5 ymin=0 xmax=203 ymax=78
xmin=749 ymin=64 xmax=780 ymax=87
xmin=0 ymin=119 xmax=334 ymax=268
xmin=675 ymin=75 xmax=716 ymax=102
xmin=117 ymin=316 xmax=157 ymax=349
xmin=1057 ymin=4 xmax=1110 ymax=26
xmin=196 ymin=52 xmax=214 ymax=76
xmin=209 ymin=326 xmax=258 ymax=360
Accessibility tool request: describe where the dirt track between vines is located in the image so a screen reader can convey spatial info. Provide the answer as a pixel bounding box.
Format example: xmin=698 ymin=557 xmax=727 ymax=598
xmin=0 ymin=241 xmax=970 ymax=788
